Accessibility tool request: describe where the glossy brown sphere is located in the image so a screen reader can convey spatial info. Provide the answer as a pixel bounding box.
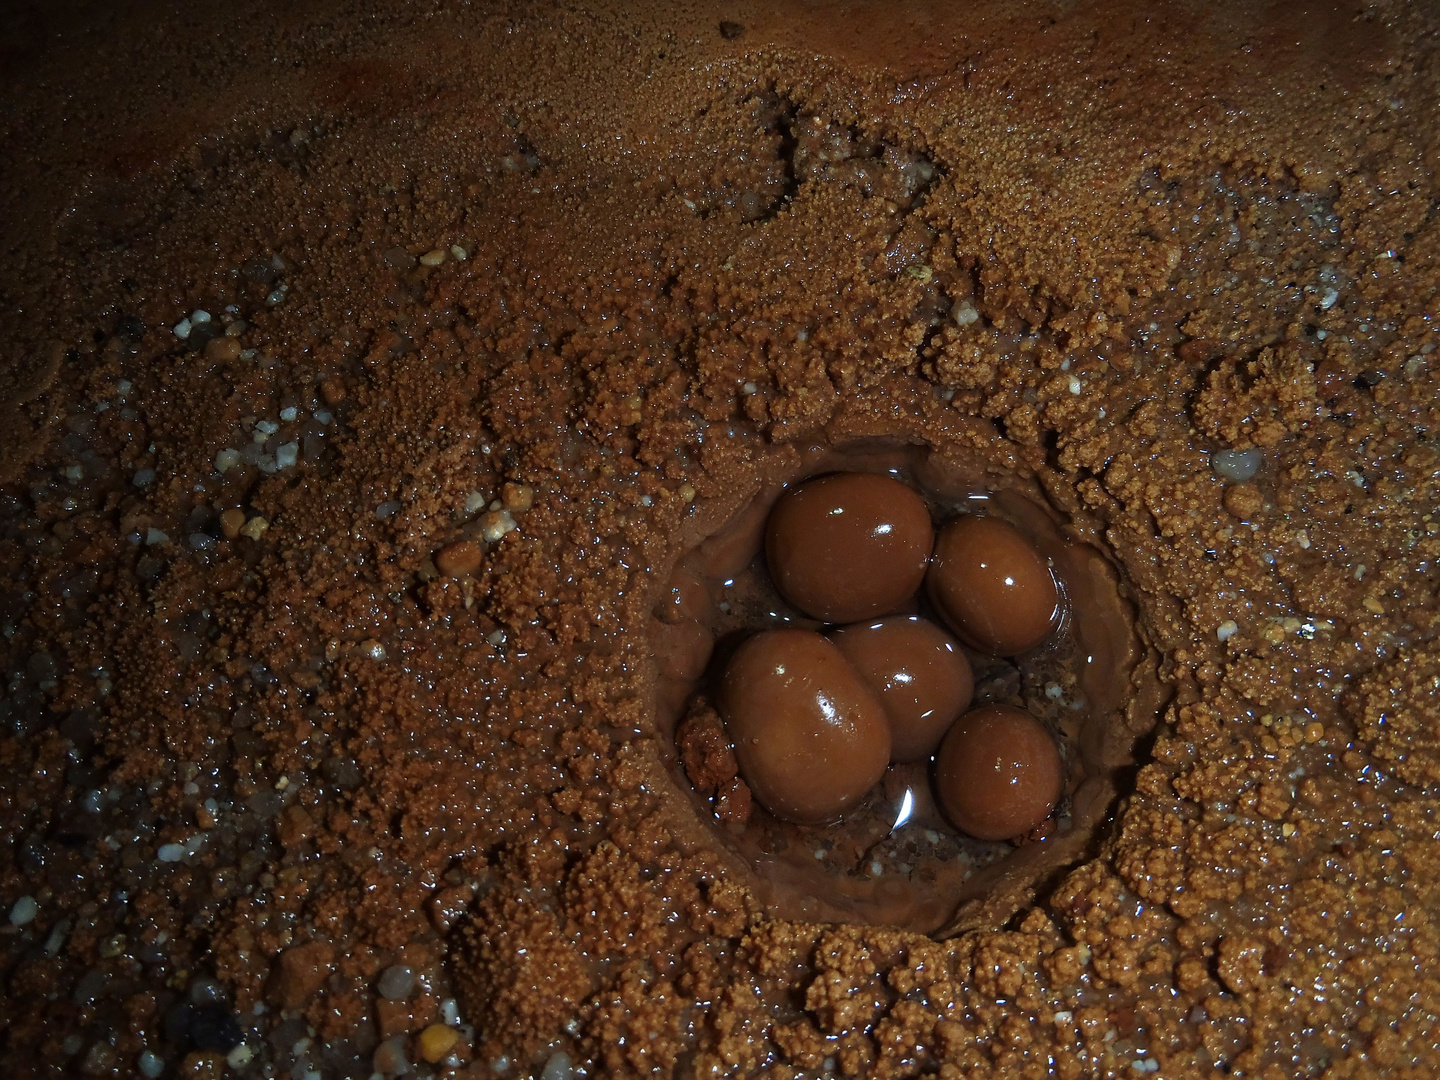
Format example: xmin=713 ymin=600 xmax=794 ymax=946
xmin=927 ymin=515 xmax=1060 ymax=655
xmin=765 ymin=472 xmax=933 ymax=624
xmin=717 ymin=629 xmax=891 ymax=824
xmin=934 ymin=704 xmax=1062 ymax=841
xmin=829 ymin=616 xmax=974 ymax=762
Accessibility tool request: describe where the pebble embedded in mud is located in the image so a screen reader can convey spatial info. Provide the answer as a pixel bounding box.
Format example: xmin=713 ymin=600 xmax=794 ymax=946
xmin=927 ymin=515 xmax=1061 ymax=656
xmin=717 ymin=628 xmax=891 ymax=824
xmin=829 ymin=615 xmax=974 ymax=762
xmin=436 ymin=540 xmax=484 ymax=577
xmin=1223 ymin=483 xmax=1265 ymax=520
xmin=934 ymin=704 xmax=1063 ymax=841
xmin=764 ymin=472 xmax=933 ymax=623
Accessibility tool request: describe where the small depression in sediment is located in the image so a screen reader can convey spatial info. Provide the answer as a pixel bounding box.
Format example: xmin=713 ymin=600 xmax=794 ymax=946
xmin=648 ymin=441 xmax=1157 ymax=935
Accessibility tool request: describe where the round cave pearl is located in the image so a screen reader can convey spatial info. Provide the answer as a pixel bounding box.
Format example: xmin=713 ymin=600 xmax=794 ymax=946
xmin=829 ymin=616 xmax=974 ymax=763
xmin=927 ymin=515 xmax=1060 ymax=656
xmin=717 ymin=628 xmax=891 ymax=824
xmin=934 ymin=704 xmax=1062 ymax=841
xmin=765 ymin=472 xmax=933 ymax=624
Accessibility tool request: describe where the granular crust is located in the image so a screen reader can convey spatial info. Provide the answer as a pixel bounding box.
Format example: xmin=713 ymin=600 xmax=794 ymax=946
xmin=1 ymin=1 xmax=1439 ymax=1077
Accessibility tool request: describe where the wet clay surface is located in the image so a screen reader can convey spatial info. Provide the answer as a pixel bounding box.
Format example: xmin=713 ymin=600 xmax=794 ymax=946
xmin=2 ymin=1 xmax=1440 ymax=1077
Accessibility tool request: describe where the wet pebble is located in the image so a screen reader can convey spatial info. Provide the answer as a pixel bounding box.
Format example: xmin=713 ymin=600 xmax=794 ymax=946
xmin=435 ymin=540 xmax=483 ymax=578
xmin=718 ymin=629 xmax=890 ymax=824
xmin=765 ymin=472 xmax=933 ymax=623
xmin=933 ymin=704 xmax=1062 ymax=841
xmin=829 ymin=616 xmax=973 ymax=762
xmin=1212 ymin=448 xmax=1263 ymax=482
xmin=376 ymin=964 xmax=415 ymax=1001
xmin=927 ymin=515 xmax=1060 ymax=656
xmin=8 ymin=895 xmax=37 ymax=926
xmin=373 ymin=1035 xmax=410 ymax=1076
xmin=1223 ymin=483 xmax=1264 ymax=520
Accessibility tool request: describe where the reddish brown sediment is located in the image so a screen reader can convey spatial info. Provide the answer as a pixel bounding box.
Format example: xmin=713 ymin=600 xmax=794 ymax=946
xmin=1 ymin=1 xmax=1439 ymax=1077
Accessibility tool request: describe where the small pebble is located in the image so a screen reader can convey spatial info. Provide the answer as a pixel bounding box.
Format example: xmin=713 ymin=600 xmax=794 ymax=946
xmin=132 ymin=468 xmax=156 ymax=487
xmin=829 ymin=616 xmax=974 ymax=762
xmin=173 ymin=318 xmax=192 ymax=340
xmin=541 ymin=1051 xmax=574 ymax=1080
xmin=1217 ymin=621 xmax=1239 ymax=642
xmin=239 ymin=516 xmax=269 ymax=541
xmin=376 ymin=964 xmax=415 ymax=1001
xmin=145 ymin=528 xmax=169 ymax=546
xmin=226 ymin=1044 xmax=254 ymax=1068
xmin=417 ymin=1023 xmax=460 ymax=1063
xmin=1223 ymin=484 xmax=1264 ymax=520
xmin=766 ymin=472 xmax=933 ymax=624
xmin=275 ymin=442 xmax=299 ymax=470
xmin=219 ymin=509 xmax=246 ymax=540
xmin=214 ymin=448 xmax=241 ymax=473
xmin=9 ymin=895 xmax=38 ymax=926
xmin=450 ymin=244 xmax=468 ymax=261
xmin=480 ymin=510 xmax=517 ymax=542
xmin=204 ymin=336 xmax=241 ymax=363
xmin=280 ymin=406 xmax=299 ymax=422
xmin=373 ymin=1036 xmax=410 ymax=1077
xmin=190 ymin=309 xmax=211 ymax=324
xmin=934 ymin=704 xmax=1062 ymax=841
xmin=419 ymin=248 xmax=448 ymax=267
xmin=953 ymin=299 xmax=980 ymax=326
xmin=435 ymin=540 xmax=484 ymax=578
xmin=718 ymin=629 xmax=891 ymax=824
xmin=137 ymin=1050 xmax=165 ymax=1079
xmin=927 ymin=515 xmax=1060 ymax=656
xmin=1212 ymin=448 xmax=1263 ymax=482
xmin=157 ymin=843 xmax=186 ymax=862
xmin=98 ymin=932 xmax=127 ymax=957
xmin=464 ymin=491 xmax=488 ymax=514
xmin=501 ymin=482 xmax=534 ymax=511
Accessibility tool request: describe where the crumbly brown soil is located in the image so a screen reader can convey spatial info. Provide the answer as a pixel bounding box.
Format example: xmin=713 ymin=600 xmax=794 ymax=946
xmin=2 ymin=1 xmax=1439 ymax=1077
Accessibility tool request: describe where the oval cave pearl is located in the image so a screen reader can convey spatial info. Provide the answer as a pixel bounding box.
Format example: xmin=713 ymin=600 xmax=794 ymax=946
xmin=927 ymin=515 xmax=1060 ymax=656
xmin=934 ymin=704 xmax=1062 ymax=841
xmin=717 ymin=628 xmax=891 ymax=824
xmin=829 ymin=616 xmax=974 ymax=763
xmin=765 ymin=472 xmax=933 ymax=624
